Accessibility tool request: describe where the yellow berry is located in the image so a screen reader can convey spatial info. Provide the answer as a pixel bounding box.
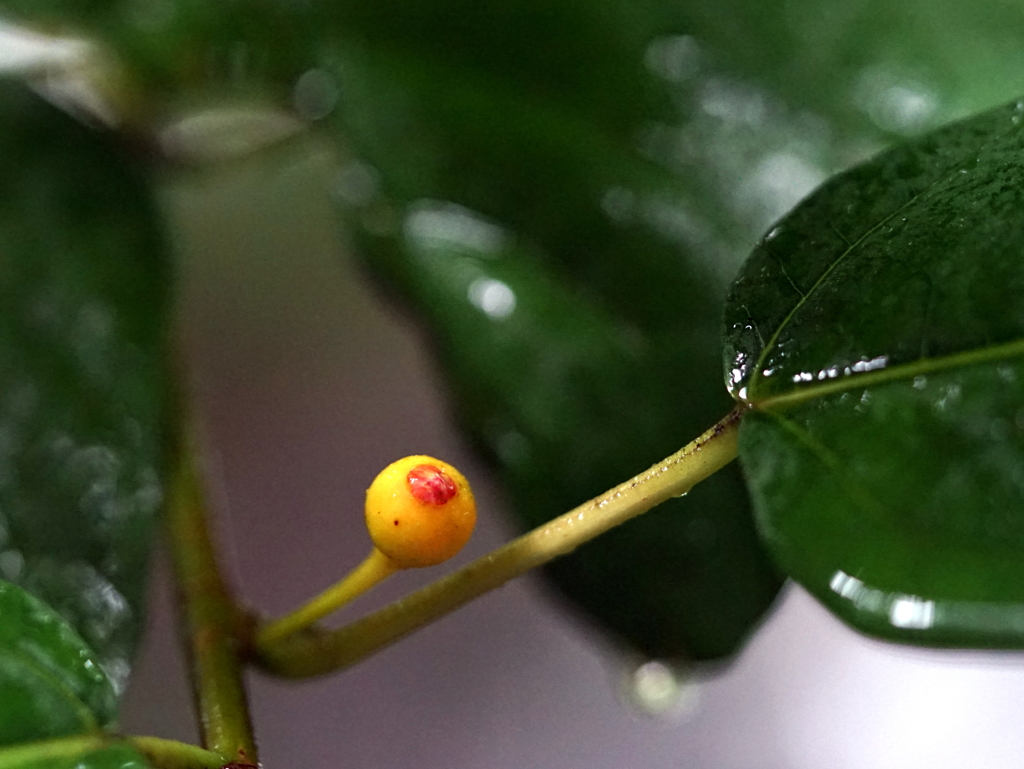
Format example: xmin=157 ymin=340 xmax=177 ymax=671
xmin=364 ymin=455 xmax=477 ymax=568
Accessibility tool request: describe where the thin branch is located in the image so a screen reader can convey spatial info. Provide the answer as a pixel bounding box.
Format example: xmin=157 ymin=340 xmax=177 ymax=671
xmin=0 ymin=736 xmax=224 ymax=769
xmin=255 ymin=408 xmax=744 ymax=677
xmin=257 ymin=548 xmax=398 ymax=646
xmin=166 ymin=435 xmax=259 ymax=767
xmin=128 ymin=737 xmax=226 ymax=769
xmin=0 ymin=736 xmax=100 ymax=769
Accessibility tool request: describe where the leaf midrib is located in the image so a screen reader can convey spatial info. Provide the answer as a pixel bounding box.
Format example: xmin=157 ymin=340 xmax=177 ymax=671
xmin=765 ymin=409 xmax=886 ymax=522
xmin=747 ymin=184 xmax=936 ymax=400
xmin=750 ymin=335 xmax=1024 ymax=411
xmin=0 ymin=647 xmax=98 ymax=734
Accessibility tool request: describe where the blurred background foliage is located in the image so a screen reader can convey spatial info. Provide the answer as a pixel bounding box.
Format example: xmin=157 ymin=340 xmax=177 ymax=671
xmin=5 ymin=0 xmax=1024 ymax=675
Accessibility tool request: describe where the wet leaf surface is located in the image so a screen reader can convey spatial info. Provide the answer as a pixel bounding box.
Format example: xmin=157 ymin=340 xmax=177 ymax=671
xmin=0 ymin=581 xmax=116 ymax=746
xmin=0 ymin=82 xmax=168 ymax=684
xmin=725 ymin=97 xmax=1024 ymax=646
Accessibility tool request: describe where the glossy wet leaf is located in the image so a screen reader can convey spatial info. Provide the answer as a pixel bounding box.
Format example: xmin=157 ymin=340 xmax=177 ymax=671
xmin=357 ymin=202 xmax=781 ymax=660
xmin=0 ymin=82 xmax=169 ymax=682
xmin=0 ymin=581 xmax=116 ymax=746
xmin=0 ymin=739 xmax=148 ymax=769
xmin=724 ymin=97 xmax=1024 ymax=646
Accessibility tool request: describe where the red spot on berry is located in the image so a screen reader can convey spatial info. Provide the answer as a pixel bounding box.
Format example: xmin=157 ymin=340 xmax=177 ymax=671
xmin=407 ymin=464 xmax=458 ymax=505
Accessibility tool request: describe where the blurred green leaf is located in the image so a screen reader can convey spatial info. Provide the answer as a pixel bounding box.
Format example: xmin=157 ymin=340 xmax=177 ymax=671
xmin=0 ymin=0 xmax=319 ymax=99
xmin=724 ymin=97 xmax=1024 ymax=647
xmin=357 ymin=201 xmax=781 ymax=660
xmin=318 ymin=0 xmax=789 ymax=659
xmin=0 ymin=82 xmax=169 ymax=683
xmin=0 ymin=581 xmax=116 ymax=746
xmin=675 ymin=0 xmax=1024 ymax=137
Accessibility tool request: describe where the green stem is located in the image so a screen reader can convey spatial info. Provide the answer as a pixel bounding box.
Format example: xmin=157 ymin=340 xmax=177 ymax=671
xmin=257 ymin=548 xmax=399 ymax=646
xmin=167 ymin=439 xmax=258 ymax=766
xmin=752 ymin=335 xmax=1024 ymax=410
xmin=0 ymin=736 xmax=224 ymax=769
xmin=0 ymin=736 xmax=101 ymax=769
xmin=128 ymin=737 xmax=226 ymax=769
xmin=255 ymin=408 xmax=743 ymax=677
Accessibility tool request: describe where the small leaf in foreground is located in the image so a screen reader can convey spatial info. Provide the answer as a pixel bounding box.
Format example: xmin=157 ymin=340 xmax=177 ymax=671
xmin=724 ymin=96 xmax=1024 ymax=646
xmin=0 ymin=580 xmax=116 ymax=747
xmin=0 ymin=82 xmax=169 ymax=682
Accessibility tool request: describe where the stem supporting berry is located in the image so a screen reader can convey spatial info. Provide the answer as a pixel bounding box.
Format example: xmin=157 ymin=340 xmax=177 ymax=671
xmin=256 ymin=549 xmax=399 ymax=646
xmin=255 ymin=409 xmax=744 ymax=678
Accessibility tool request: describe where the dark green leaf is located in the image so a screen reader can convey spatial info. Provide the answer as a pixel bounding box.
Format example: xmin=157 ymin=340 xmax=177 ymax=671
xmin=0 ymin=738 xmax=148 ymax=769
xmin=325 ymin=41 xmax=668 ymax=241
xmin=0 ymin=580 xmax=116 ymax=746
xmin=357 ymin=201 xmax=781 ymax=660
xmin=0 ymin=82 xmax=169 ymax=682
xmin=675 ymin=0 xmax=1024 ymax=138
xmin=314 ymin=1 xmax=784 ymax=658
xmin=724 ymin=97 xmax=1024 ymax=647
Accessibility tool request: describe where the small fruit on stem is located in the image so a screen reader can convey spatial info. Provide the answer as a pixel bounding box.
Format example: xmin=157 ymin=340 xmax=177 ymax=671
xmin=365 ymin=455 xmax=476 ymax=568
xmin=256 ymin=455 xmax=477 ymax=649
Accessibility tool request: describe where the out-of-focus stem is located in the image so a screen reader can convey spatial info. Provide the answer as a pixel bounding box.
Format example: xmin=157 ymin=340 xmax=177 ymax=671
xmin=167 ymin=439 xmax=258 ymax=767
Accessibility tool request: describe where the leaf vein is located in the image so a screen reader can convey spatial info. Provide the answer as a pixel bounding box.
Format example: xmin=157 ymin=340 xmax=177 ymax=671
xmin=755 ymin=335 xmax=1024 ymax=410
xmin=0 ymin=647 xmax=99 ymax=734
xmin=762 ymin=410 xmax=885 ymax=519
xmin=748 ymin=184 xmax=942 ymax=399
